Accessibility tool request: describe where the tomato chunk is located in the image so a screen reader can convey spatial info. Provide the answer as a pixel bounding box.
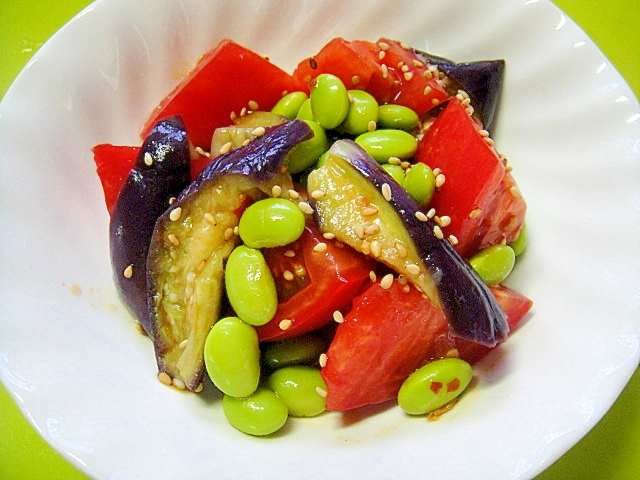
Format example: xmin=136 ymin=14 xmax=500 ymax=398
xmin=415 ymin=98 xmax=509 ymax=257
xmin=142 ymin=39 xmax=305 ymax=151
xmin=92 ymin=144 xmax=140 ymax=214
xmin=256 ymin=223 xmax=375 ymax=342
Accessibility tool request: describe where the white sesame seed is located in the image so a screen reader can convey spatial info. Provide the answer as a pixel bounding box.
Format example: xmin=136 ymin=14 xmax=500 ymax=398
xmin=378 ymin=50 xmax=386 ymax=60
xmin=380 ymin=273 xmax=394 ymax=289
xmin=194 ymin=383 xmax=204 ymax=393
xmin=361 ymin=240 xmax=371 ymax=255
xmin=395 ymin=241 xmax=408 ymax=258
xmin=367 ymin=120 xmax=377 ymax=131
xmin=248 ymin=100 xmax=259 ymax=111
xmin=169 ymin=207 xmax=182 ymax=222
xmin=388 ymin=156 xmax=402 ymax=165
xmin=333 ymin=310 xmax=344 ymax=323
xmin=362 ymin=206 xmax=379 ymax=216
xmin=382 ymin=183 xmax=392 ymax=201
xmin=435 ymin=173 xmax=446 ymax=188
xmin=439 ymin=215 xmax=452 ymax=227
xmin=283 ymin=249 xmax=296 ymax=258
xmin=380 ymin=64 xmax=389 ymax=79
xmin=158 ymin=371 xmax=172 ymax=386
xmin=415 ymin=211 xmax=428 ymax=222
xmin=224 ymin=227 xmax=235 ymax=240
xmin=469 ymin=208 xmax=483 ymax=219
xmin=433 ymin=225 xmax=444 ymax=240
xmin=172 ymin=377 xmax=186 ymax=390
xmin=323 ymin=232 xmax=336 ymax=240
xmin=167 ymin=234 xmax=180 ymax=246
xmin=178 ymin=339 xmax=188 ymax=349
xmin=240 ymin=107 xmax=247 ymax=117
xmin=298 ymin=201 xmax=314 ymax=215
xmin=271 ymin=184 xmax=282 ymax=197
xmin=369 ymin=270 xmax=377 ymax=282
xmin=431 ymin=98 xmax=441 ymax=106
xmin=168 ymin=196 xmax=176 ymax=205
xmin=313 ymin=242 xmax=328 ymax=253
xmin=310 ymin=189 xmax=326 ymax=200
xmin=319 ymin=353 xmax=328 ymax=368
xmin=251 ymin=126 xmax=266 ymax=137
xmin=510 ymin=186 xmax=521 ymax=198
xmin=370 ymin=240 xmax=382 ymax=258
xmin=123 ymin=264 xmax=133 ymax=278
xmin=478 ymin=129 xmax=490 ymax=137
xmin=288 ymin=189 xmax=300 ymax=200
xmin=283 ymin=270 xmax=294 ymax=281
xmin=219 ymin=141 xmax=233 ymax=155
xmin=448 ymin=235 xmax=459 ymax=245
xmin=355 ymin=224 xmax=365 ymax=239
xmin=364 ymin=224 xmax=380 ymax=236
xmin=427 ymin=207 xmax=436 ymax=219
xmin=406 ymin=263 xmax=421 ymax=275
xmin=195 ymin=146 xmax=211 ymax=158
xmin=378 ymin=41 xmax=390 ymax=50
xmin=279 ymin=319 xmax=292 ymax=330
xmin=404 ymin=71 xmax=414 ymax=81
xmin=144 ymin=152 xmax=153 ymax=166
xmin=315 ymin=386 xmax=328 ymax=398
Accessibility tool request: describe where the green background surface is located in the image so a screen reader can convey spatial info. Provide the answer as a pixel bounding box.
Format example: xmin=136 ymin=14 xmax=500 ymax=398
xmin=0 ymin=1 xmax=638 ymax=478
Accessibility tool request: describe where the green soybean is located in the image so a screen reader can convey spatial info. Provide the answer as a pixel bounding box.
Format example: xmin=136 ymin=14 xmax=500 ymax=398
xmin=287 ymin=120 xmax=328 ymax=174
xmin=381 ymin=163 xmax=406 ymax=185
xmin=239 ymin=198 xmax=305 ymax=248
xmin=378 ymin=104 xmax=420 ymax=131
xmin=398 ymin=358 xmax=473 ymax=416
xmin=261 ymin=332 xmax=327 ymax=371
xmin=403 ymin=163 xmax=435 ymax=207
xmin=469 ymin=244 xmax=516 ymax=285
xmin=296 ymin=98 xmax=315 ymax=121
xmin=225 ymin=246 xmax=278 ymax=326
xmin=354 ymin=129 xmax=418 ymax=163
xmin=341 ymin=90 xmax=379 ymax=136
xmin=271 ymin=91 xmax=309 ymax=119
xmin=267 ymin=366 xmax=327 ymax=417
xmin=310 ymin=73 xmax=349 ymax=129
xmin=204 ymin=316 xmax=260 ymax=398
xmin=509 ymin=223 xmax=527 ymax=256
xmin=222 ymin=387 xmax=288 ymax=436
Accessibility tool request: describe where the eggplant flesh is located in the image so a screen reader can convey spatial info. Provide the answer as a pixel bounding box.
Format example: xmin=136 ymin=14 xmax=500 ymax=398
xmin=147 ymin=119 xmax=313 ymax=391
xmin=414 ymin=49 xmax=505 ymax=133
xmin=109 ymin=116 xmax=191 ymax=336
xmin=308 ymin=140 xmax=508 ymax=347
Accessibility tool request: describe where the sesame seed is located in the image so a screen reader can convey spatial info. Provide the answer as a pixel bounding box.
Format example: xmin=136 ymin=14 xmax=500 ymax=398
xmin=310 ymin=189 xmax=326 ymax=200
xmin=361 ymin=206 xmax=379 ymax=216
xmin=248 ymin=100 xmax=259 ymax=111
xmin=144 ymin=152 xmax=153 ymax=166
xmin=395 ymin=241 xmax=408 ymax=258
xmin=388 ymin=156 xmax=402 ymax=165
xmin=378 ymin=50 xmax=386 ymax=60
xmin=427 ymin=208 xmax=436 ymax=219
xmin=230 ymin=111 xmax=237 ymax=121
xmin=382 ymin=183 xmax=392 ymax=201
xmin=364 ymin=223 xmax=380 ymax=235
xmin=123 ymin=264 xmax=133 ymax=278
xmin=431 ymin=98 xmax=441 ymax=106
xmin=315 ymin=386 xmax=328 ymax=398
xmin=279 ymin=319 xmax=292 ymax=330
xmin=361 ymin=240 xmax=371 ymax=255
xmin=400 ymin=42 xmax=410 ymax=49
xmin=413 ymin=59 xmax=424 ymax=67
xmin=369 ymin=270 xmax=377 ymax=282
xmin=424 ymin=70 xmax=434 ymax=80
xmin=251 ymin=126 xmax=266 ymax=137
xmin=195 ymin=146 xmax=211 ymax=158
xmin=415 ymin=211 xmax=428 ymax=222
xmin=367 ymin=120 xmax=377 ymax=131
xmin=283 ymin=249 xmax=296 ymax=258
xmin=439 ymin=215 xmax=452 ymax=227
xmin=298 ymin=201 xmax=314 ymax=215
xmin=169 ymin=206 xmax=182 ymax=222
xmin=271 ymin=184 xmax=282 ymax=197
xmin=448 ymin=235 xmax=459 ymax=245
xmin=433 ymin=225 xmax=444 ymax=239
xmin=178 ymin=339 xmax=188 ymax=349
xmin=478 ymin=129 xmax=490 ymax=137
xmin=240 ymin=107 xmax=247 ymax=117
xmin=352 ymin=75 xmax=361 ymax=84
xmin=380 ymin=64 xmax=389 ymax=79
xmin=172 ymin=377 xmax=186 ymax=390
xmin=168 ymin=196 xmax=176 ymax=205
xmin=313 ymin=242 xmax=328 ymax=253
xmin=242 ymin=138 xmax=251 ymax=146
xmin=355 ymin=224 xmax=365 ymax=239
xmin=380 ymin=273 xmax=394 ymax=289
xmin=403 ymin=284 xmax=411 ymax=293
xmin=378 ymin=41 xmax=390 ymax=50
xmin=234 ymin=225 xmax=239 ymax=235
xmin=370 ymin=240 xmax=382 ymax=258
xmin=219 ymin=141 xmax=233 ymax=155
xmin=319 ymin=353 xmax=328 ymax=368
xmin=510 ymin=186 xmax=521 ymax=198
xmin=433 ymin=167 xmax=441 ymax=176
xmin=348 ymin=93 xmax=354 ymax=103
xmin=333 ymin=310 xmax=344 ymax=323
xmin=401 ymin=64 xmax=410 ymax=73
xmin=323 ymin=232 xmax=336 ymax=240
xmin=167 ymin=234 xmax=180 ymax=246
xmin=158 ymin=371 xmax=172 ymax=386
xmin=288 ymin=189 xmax=300 ymax=200
xmin=404 ymin=71 xmax=414 ymax=81
xmin=435 ymin=173 xmax=446 ymax=188
xmin=283 ymin=270 xmax=294 ymax=281
xmin=224 ymin=227 xmax=235 ymax=240
xmin=194 ymin=383 xmax=204 ymax=393
xmin=406 ymin=263 xmax=421 ymax=275
xmin=469 ymin=208 xmax=483 ymax=219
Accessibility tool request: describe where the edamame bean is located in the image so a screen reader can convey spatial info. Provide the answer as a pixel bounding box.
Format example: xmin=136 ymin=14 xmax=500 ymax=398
xmin=469 ymin=244 xmax=516 ymax=285
xmin=354 ymin=129 xmax=418 ymax=163
xmin=295 ymin=98 xmax=314 ymax=121
xmin=341 ymin=90 xmax=379 ymax=136
xmin=204 ymin=316 xmax=260 ymax=398
xmin=509 ymin=223 xmax=527 ymax=256
xmin=310 ymin=73 xmax=349 ymax=129
xmin=397 ymin=358 xmax=473 ymax=415
xmin=267 ymin=366 xmax=327 ymax=417
xmin=261 ymin=333 xmax=327 ymax=371
xmin=222 ymin=387 xmax=288 ymax=436
xmin=381 ymin=163 xmax=406 ymax=185
xmin=225 ymin=246 xmax=278 ymax=326
xmin=238 ymin=198 xmax=305 ymax=248
xmin=271 ymin=91 xmax=309 ymax=119
xmin=403 ymin=163 xmax=435 ymax=207
xmin=378 ymin=104 xmax=420 ymax=131
xmin=287 ymin=120 xmax=328 ymax=174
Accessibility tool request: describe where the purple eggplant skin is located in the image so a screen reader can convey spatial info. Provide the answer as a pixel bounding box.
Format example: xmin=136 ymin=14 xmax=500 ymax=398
xmin=324 ymin=140 xmax=508 ymax=347
xmin=414 ymin=50 xmax=505 ymax=133
xmin=109 ymin=116 xmax=191 ymax=336
xmin=147 ymin=119 xmax=313 ymax=391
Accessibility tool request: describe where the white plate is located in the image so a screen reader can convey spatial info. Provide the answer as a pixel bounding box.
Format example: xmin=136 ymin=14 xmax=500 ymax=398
xmin=1 ymin=0 xmax=638 ymax=478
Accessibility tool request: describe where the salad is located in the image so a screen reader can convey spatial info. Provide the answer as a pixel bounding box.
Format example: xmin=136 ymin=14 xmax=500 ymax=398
xmin=92 ymin=37 xmax=532 ymax=436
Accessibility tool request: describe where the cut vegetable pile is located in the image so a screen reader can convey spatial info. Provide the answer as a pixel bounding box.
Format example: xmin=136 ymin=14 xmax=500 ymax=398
xmin=93 ymin=37 xmax=532 ymax=435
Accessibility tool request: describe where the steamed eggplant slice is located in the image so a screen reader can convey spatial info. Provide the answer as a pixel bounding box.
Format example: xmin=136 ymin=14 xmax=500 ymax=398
xmin=109 ymin=116 xmax=191 ymax=336
xmin=147 ymin=119 xmax=313 ymax=391
xmin=307 ymin=140 xmax=508 ymax=347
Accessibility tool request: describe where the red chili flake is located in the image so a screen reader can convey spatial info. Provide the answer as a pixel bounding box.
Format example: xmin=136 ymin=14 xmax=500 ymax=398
xmin=430 ymin=381 xmax=443 ymax=394
xmin=447 ymin=378 xmax=461 ymax=393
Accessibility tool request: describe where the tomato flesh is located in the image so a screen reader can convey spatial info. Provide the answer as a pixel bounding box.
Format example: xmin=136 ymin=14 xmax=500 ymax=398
xmin=256 ymin=223 xmax=375 ymax=342
xmin=141 ymin=39 xmax=305 ymax=153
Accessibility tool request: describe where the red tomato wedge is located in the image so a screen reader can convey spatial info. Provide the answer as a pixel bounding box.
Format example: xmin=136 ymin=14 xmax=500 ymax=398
xmin=91 ymin=144 xmax=140 ymax=214
xmin=141 ymin=39 xmax=305 ymax=151
xmin=256 ymin=223 xmax=375 ymax=342
xmin=415 ymin=98 xmax=515 ymax=257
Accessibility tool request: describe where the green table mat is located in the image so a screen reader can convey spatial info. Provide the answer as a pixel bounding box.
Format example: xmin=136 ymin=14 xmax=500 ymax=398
xmin=1 ymin=1 xmax=638 ymax=478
